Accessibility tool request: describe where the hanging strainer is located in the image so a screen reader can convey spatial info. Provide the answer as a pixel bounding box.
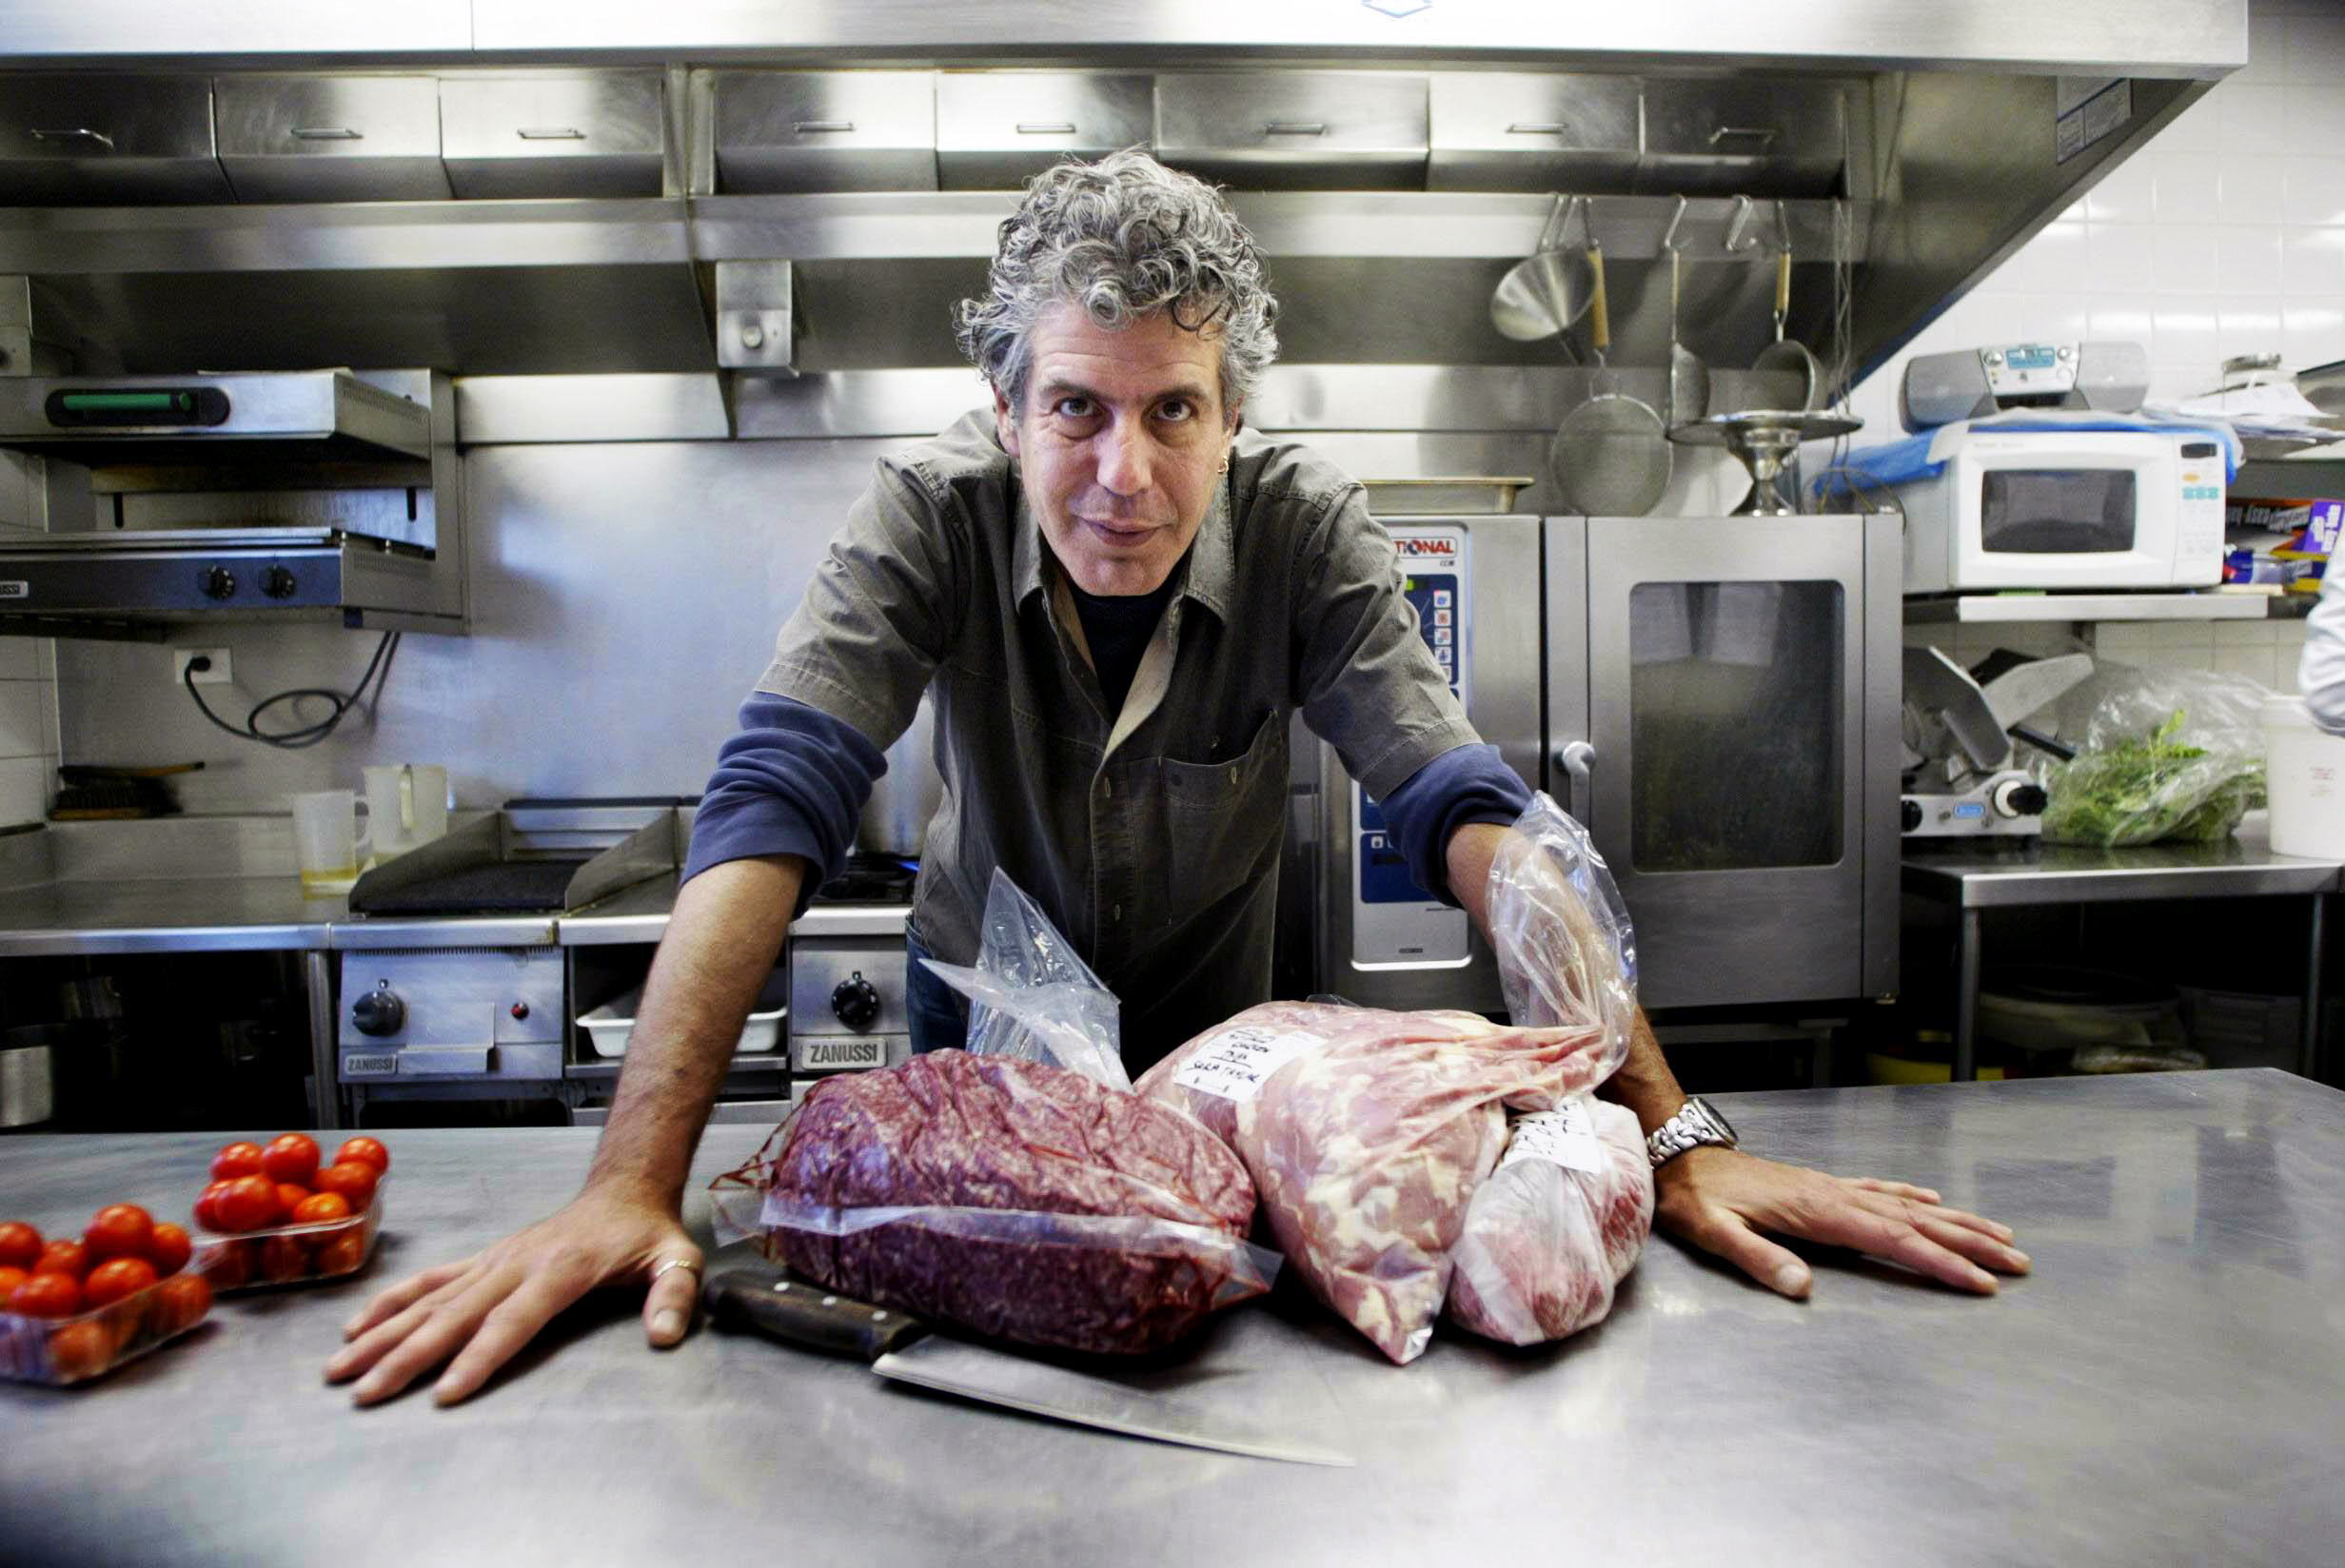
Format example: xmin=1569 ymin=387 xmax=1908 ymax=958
xmin=1548 ymin=212 xmax=1669 ymax=517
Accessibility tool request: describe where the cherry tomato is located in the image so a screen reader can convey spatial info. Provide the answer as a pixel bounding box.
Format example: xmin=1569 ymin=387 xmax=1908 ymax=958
xmin=291 ymin=1191 xmax=351 ymax=1225
xmin=312 ymin=1162 xmax=380 ymax=1210
xmin=313 ymin=1230 xmax=369 ymax=1277
xmin=45 ymin=1321 xmax=112 ymax=1381
xmin=34 ymin=1239 xmax=90 ymax=1281
xmin=193 ymin=1179 xmax=234 ymax=1232
xmin=203 ymin=1240 xmax=256 ymax=1291
xmin=275 ymin=1183 xmax=313 ymax=1216
xmin=9 ymin=1270 xmax=82 ymax=1318
xmin=213 ymin=1175 xmax=285 ymax=1234
xmin=259 ymin=1234 xmax=311 ymax=1283
xmin=148 ymin=1272 xmax=211 ymax=1336
xmin=0 ymin=1265 xmax=27 ymax=1301
xmin=146 ymin=1222 xmax=192 ymax=1277
xmin=83 ymin=1255 xmax=160 ymax=1308
xmin=84 ymin=1203 xmax=154 ymax=1262
xmin=211 ymin=1141 xmax=266 ymax=1181
xmin=261 ymin=1133 xmax=321 ymax=1187
xmin=0 ymin=1220 xmax=40 ymax=1270
xmin=334 ymin=1137 xmax=390 ymax=1174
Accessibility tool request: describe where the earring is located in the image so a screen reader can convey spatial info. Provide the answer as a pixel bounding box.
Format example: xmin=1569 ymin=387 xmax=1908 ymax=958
xmin=1216 ymin=453 xmax=1231 ymax=476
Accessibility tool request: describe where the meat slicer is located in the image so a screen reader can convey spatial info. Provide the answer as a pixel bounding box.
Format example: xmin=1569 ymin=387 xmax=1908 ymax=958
xmin=1901 ymin=648 xmax=2094 ymax=837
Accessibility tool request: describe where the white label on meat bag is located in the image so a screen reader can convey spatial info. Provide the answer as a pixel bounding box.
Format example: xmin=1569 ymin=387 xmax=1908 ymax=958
xmin=1500 ymin=1103 xmax=1606 ymax=1175
xmin=1172 ymin=1026 xmax=1322 ymax=1102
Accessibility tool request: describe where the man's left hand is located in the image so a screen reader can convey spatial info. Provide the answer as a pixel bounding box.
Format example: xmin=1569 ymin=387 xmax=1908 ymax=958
xmin=1652 ymin=1146 xmax=2030 ymax=1298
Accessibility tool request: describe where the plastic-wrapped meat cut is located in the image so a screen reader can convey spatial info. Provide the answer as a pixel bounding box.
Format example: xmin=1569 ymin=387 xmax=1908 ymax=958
xmin=1135 ymin=1001 xmax=1616 ymax=1364
xmin=732 ymin=1049 xmax=1269 ymax=1355
xmin=1445 ymin=1095 xmax=1654 ymax=1344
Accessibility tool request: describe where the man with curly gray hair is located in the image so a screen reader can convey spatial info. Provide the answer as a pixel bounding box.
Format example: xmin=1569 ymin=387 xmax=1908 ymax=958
xmin=329 ymin=149 xmax=2028 ymax=1410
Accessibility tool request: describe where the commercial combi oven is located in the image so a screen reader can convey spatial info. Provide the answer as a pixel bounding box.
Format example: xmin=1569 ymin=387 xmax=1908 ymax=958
xmin=1291 ymin=510 xmax=1900 ymax=1016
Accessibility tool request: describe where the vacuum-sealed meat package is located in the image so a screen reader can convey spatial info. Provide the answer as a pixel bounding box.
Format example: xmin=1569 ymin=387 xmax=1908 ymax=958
xmin=1137 ymin=1003 xmax=1614 ymax=1363
xmin=1442 ymin=793 xmax=1654 ymax=1344
xmin=713 ymin=1049 xmax=1274 ymax=1355
xmin=1445 ymin=1094 xmax=1654 ymax=1344
xmin=1134 ymin=791 xmax=1642 ymax=1364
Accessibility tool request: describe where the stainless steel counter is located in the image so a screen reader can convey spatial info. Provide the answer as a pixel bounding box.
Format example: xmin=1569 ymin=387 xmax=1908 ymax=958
xmin=1904 ymin=827 xmax=2341 ymax=1083
xmin=1902 ymin=829 xmax=2345 ymax=910
xmin=4 ymin=1069 xmax=2338 ymax=1567
xmin=0 ymin=867 xmax=906 ymax=955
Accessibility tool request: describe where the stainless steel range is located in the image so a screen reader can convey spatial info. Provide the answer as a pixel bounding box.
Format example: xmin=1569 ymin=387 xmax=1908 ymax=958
xmin=336 ymin=798 xmax=688 ymax=1118
xmin=788 ymin=853 xmax=916 ymax=1077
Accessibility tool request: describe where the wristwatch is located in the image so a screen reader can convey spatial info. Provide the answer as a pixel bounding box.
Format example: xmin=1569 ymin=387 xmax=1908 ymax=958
xmin=1645 ymin=1097 xmax=1738 ymax=1169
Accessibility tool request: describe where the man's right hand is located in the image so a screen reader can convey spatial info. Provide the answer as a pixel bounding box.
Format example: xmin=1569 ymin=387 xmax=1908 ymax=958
xmin=323 ymin=1182 xmax=703 ymax=1407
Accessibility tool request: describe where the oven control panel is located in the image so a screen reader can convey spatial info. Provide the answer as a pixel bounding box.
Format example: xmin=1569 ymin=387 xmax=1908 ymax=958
xmin=1352 ymin=523 xmax=1473 ymax=968
xmin=788 ymin=937 xmax=914 ymax=1073
xmin=337 ymin=948 xmax=564 ymax=1083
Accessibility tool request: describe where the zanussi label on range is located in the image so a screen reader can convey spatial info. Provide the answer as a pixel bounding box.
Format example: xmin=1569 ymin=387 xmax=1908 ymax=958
xmin=800 ymin=1039 xmax=887 ymax=1068
xmin=342 ymin=1054 xmax=399 ymax=1077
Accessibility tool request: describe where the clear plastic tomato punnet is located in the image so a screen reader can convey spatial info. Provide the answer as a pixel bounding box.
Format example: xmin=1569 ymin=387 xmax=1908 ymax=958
xmin=192 ymin=1183 xmax=386 ymax=1293
xmin=0 ymin=1273 xmax=212 ymax=1387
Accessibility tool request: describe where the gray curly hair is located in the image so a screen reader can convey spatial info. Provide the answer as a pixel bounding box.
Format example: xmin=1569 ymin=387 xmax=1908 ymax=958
xmin=954 ymin=148 xmax=1279 ymax=421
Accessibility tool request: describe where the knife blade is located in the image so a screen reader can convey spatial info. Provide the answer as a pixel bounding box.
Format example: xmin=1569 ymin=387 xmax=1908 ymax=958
xmin=701 ymin=1266 xmax=1353 ymax=1468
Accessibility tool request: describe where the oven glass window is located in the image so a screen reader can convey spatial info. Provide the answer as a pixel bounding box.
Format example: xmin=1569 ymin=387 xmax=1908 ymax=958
xmin=1979 ymin=469 xmax=2138 ymax=553
xmin=1628 ymin=580 xmax=1844 ymax=872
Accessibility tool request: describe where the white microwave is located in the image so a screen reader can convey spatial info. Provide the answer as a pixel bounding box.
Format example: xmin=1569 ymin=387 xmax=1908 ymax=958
xmin=1896 ymin=425 xmax=2227 ymax=594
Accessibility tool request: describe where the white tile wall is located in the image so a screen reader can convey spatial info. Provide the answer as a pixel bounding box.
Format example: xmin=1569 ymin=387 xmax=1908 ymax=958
xmin=1850 ymin=0 xmax=2345 ymax=433
xmin=1850 ymin=0 xmax=2335 ymax=700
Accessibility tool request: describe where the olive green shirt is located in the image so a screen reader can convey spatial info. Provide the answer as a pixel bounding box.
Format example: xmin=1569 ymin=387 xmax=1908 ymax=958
xmin=758 ymin=411 xmax=1479 ymax=1068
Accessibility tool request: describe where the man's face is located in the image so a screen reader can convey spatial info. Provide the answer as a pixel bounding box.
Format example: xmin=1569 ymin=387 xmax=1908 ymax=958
xmin=994 ymin=302 xmax=1238 ymax=598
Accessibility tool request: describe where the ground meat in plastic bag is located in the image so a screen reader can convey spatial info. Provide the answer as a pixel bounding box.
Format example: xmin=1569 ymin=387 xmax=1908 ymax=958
xmin=737 ymin=1049 xmax=1269 ymax=1355
xmin=1136 ymin=1001 xmax=1616 ymax=1364
xmin=1446 ymin=1096 xmax=1654 ymax=1345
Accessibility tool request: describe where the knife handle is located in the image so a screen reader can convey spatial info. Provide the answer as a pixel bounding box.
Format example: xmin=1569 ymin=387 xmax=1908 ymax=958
xmin=702 ymin=1267 xmax=925 ymax=1362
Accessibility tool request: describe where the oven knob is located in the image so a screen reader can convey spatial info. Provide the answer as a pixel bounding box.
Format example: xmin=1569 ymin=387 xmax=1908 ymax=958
xmin=1994 ymin=780 xmax=2050 ymax=818
xmin=351 ymin=985 xmax=405 ymax=1037
xmin=262 ymin=566 xmax=298 ymax=599
xmin=199 ymin=566 xmax=237 ymax=600
xmin=1900 ymin=797 xmax=1923 ymax=833
xmin=830 ymin=971 xmax=881 ymax=1031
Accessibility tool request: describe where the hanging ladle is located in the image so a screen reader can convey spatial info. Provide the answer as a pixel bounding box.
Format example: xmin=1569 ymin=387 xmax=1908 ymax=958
xmin=1751 ymin=199 xmax=1825 ymax=412
xmin=1663 ymin=195 xmax=1709 ymax=427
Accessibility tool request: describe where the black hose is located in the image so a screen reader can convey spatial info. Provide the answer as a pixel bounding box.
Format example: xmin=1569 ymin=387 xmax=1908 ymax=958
xmin=181 ymin=632 xmax=402 ymax=750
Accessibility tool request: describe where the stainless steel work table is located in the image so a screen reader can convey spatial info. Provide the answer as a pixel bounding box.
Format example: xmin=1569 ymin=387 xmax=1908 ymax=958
xmin=0 ymin=851 xmax=902 ymax=1127
xmin=1903 ymin=828 xmax=2344 ymax=1081
xmin=5 ymin=1069 xmax=2339 ymax=1567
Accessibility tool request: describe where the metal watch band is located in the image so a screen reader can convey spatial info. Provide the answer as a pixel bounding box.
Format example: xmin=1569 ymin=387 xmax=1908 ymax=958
xmin=1646 ymin=1096 xmax=1737 ymax=1169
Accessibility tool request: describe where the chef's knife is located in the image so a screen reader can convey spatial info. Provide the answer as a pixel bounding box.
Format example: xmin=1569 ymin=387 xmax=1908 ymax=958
xmin=702 ymin=1267 xmax=1354 ymax=1468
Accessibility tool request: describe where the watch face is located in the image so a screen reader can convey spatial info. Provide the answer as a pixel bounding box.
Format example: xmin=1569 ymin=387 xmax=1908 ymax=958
xmin=1691 ymin=1097 xmax=1737 ymax=1144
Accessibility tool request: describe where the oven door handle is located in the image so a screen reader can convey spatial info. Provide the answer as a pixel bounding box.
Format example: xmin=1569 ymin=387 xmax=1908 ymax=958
xmin=1552 ymin=740 xmax=1595 ymax=823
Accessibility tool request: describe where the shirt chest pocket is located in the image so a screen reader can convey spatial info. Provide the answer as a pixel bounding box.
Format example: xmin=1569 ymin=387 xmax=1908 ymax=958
xmin=1153 ymin=710 xmax=1289 ymax=925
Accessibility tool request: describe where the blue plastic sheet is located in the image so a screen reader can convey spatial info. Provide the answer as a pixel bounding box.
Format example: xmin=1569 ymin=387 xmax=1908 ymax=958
xmin=1820 ymin=410 xmax=2243 ymax=497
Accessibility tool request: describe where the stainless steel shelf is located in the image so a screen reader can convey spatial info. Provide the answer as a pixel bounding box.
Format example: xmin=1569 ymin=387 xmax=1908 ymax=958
xmin=1903 ymin=592 xmax=2276 ymax=624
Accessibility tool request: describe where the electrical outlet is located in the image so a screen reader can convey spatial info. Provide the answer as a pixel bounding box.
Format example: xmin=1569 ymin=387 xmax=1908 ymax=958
xmin=172 ymin=646 xmax=231 ymax=686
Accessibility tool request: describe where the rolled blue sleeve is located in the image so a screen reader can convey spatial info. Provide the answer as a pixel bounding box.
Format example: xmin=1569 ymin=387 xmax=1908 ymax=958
xmin=683 ymin=693 xmax=887 ymax=914
xmin=1374 ymin=742 xmax=1533 ymax=906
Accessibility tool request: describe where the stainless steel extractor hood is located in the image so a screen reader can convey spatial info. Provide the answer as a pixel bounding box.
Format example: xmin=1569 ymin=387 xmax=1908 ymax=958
xmin=0 ymin=369 xmax=467 ymax=640
xmin=0 ymin=4 xmax=2244 ymax=405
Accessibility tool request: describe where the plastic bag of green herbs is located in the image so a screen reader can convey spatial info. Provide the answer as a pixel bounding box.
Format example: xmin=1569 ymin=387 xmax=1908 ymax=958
xmin=2033 ymin=666 xmax=2270 ymax=848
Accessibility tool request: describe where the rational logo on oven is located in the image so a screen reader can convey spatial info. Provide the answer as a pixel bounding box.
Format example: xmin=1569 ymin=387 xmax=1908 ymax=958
xmin=801 ymin=1040 xmax=885 ymax=1068
xmin=0 ymin=582 xmax=28 ymax=599
xmin=1392 ymin=535 xmax=1461 ymax=563
xmin=343 ymin=1053 xmax=399 ymax=1077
